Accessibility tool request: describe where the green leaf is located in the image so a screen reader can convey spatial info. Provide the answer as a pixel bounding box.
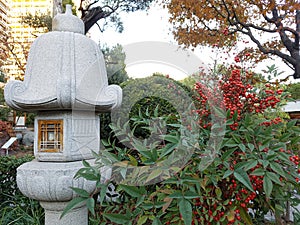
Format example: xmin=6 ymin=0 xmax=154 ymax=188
xmin=145 ymin=169 xmax=162 ymax=184
xmin=234 ymin=169 xmax=254 ymax=192
xmin=169 ymin=191 xmax=183 ymax=199
xmin=82 ymin=160 xmax=91 ymax=168
xmin=103 ymin=213 xmax=131 ymax=224
xmin=213 ymin=106 xmax=226 ymax=119
xmin=263 ymin=176 xmax=273 ymax=198
xmin=247 ymin=143 xmax=254 ymax=151
xmin=152 ymin=217 xmax=162 ymax=225
xmin=270 ymin=162 xmax=286 ymax=178
xmin=99 ymin=184 xmax=108 ymax=204
xmin=159 ymin=143 xmax=177 ymax=158
xmin=128 ymin=154 xmax=138 ymax=166
xmin=226 ymin=119 xmax=234 ymax=125
xmin=71 ymin=187 xmax=90 ymax=198
xmin=239 ymin=207 xmax=253 ymax=225
xmin=119 ymin=185 xmax=144 ymax=198
xmin=222 ymin=169 xmax=233 ymax=179
xmin=137 ymin=215 xmax=148 ymax=225
xmin=183 ymin=191 xmax=199 ymax=199
xmin=287 ymin=120 xmax=297 ymax=129
xmin=291 ymin=136 xmax=300 ymax=146
xmin=266 ymin=172 xmax=282 ymax=185
xmin=251 ymin=168 xmax=265 ymax=176
xmin=221 ymin=148 xmax=235 ymax=161
xmin=163 ymin=134 xmax=179 ymax=143
xmin=60 ymin=197 xmax=86 ymax=219
xmin=238 ymin=143 xmax=246 ymax=152
xmin=86 ymin=197 xmax=95 ymax=216
xmin=243 ymin=160 xmax=258 ymax=171
xmin=179 ymin=198 xmax=192 ymax=225
xmin=215 ymin=187 xmax=222 ymax=199
xmin=132 ymin=140 xmax=151 ymax=156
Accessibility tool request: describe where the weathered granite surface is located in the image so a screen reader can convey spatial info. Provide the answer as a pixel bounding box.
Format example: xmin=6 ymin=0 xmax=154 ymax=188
xmin=5 ymin=5 xmax=122 ymax=225
xmin=34 ymin=111 xmax=100 ymax=161
xmin=4 ymin=6 xmax=122 ymax=112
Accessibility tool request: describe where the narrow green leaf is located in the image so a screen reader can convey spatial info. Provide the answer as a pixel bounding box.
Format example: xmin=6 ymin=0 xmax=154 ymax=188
xmin=60 ymin=197 xmax=86 ymax=218
xmin=152 ymin=217 xmax=162 ymax=225
xmin=238 ymin=143 xmax=246 ymax=152
xmin=270 ymin=162 xmax=286 ymax=178
xmin=71 ymin=187 xmax=90 ymax=198
xmin=250 ymin=168 xmax=265 ymax=176
xmin=239 ymin=207 xmax=253 ymax=225
xmin=215 ymin=187 xmax=222 ymax=199
xmin=159 ymin=143 xmax=177 ymax=158
xmin=137 ymin=215 xmax=148 ymax=225
xmin=179 ymin=198 xmax=192 ymax=225
xmin=234 ymin=169 xmax=254 ymax=192
xmin=119 ymin=185 xmax=144 ymax=198
xmin=163 ymin=134 xmax=179 ymax=143
xmin=263 ymin=176 xmax=273 ymax=198
xmin=139 ymin=150 xmax=153 ymax=159
xmin=82 ymin=160 xmax=91 ymax=168
xmin=243 ymin=160 xmax=258 ymax=171
xmin=213 ymin=106 xmax=226 ymax=119
xmin=169 ymin=191 xmax=183 ymax=199
xmin=183 ymin=191 xmax=199 ymax=199
xmin=222 ymin=169 xmax=233 ymax=179
xmin=86 ymin=197 xmax=95 ymax=216
xmin=221 ymin=148 xmax=236 ymax=161
xmin=103 ymin=213 xmax=131 ymax=224
xmin=145 ymin=169 xmax=162 ymax=183
xmin=266 ymin=172 xmax=282 ymax=185
xmin=287 ymin=120 xmax=297 ymax=129
xmin=99 ymin=184 xmax=108 ymax=204
xmin=247 ymin=143 xmax=254 ymax=151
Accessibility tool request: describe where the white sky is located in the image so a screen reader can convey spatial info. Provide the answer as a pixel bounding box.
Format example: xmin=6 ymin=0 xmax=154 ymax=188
xmin=89 ymin=2 xmax=296 ymax=82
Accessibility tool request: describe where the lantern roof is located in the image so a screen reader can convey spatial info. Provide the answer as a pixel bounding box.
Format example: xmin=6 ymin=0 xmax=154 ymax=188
xmin=5 ymin=5 xmax=122 ymax=112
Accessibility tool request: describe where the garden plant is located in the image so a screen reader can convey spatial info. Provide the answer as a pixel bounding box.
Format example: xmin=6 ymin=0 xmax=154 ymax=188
xmin=62 ymin=64 xmax=300 ymax=225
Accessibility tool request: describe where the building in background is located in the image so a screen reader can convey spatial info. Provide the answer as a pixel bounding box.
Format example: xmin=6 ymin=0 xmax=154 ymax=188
xmin=0 ymin=0 xmax=8 ymax=33
xmin=0 ymin=0 xmax=9 ymax=72
xmin=5 ymin=0 xmax=53 ymax=80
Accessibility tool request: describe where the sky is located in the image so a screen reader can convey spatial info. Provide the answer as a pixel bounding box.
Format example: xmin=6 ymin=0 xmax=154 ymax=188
xmin=89 ymin=2 xmax=295 ymax=82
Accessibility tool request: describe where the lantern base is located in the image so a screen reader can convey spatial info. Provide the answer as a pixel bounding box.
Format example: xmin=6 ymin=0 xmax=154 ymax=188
xmin=40 ymin=201 xmax=87 ymax=225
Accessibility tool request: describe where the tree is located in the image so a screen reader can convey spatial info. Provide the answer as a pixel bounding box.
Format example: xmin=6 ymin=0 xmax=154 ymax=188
xmin=0 ymin=30 xmax=29 ymax=80
xmin=164 ymin=0 xmax=300 ymax=79
xmin=24 ymin=1 xmax=154 ymax=34
xmin=102 ymin=44 xmax=129 ymax=85
xmin=287 ymin=82 xmax=300 ymax=99
xmin=54 ymin=0 xmax=154 ymax=34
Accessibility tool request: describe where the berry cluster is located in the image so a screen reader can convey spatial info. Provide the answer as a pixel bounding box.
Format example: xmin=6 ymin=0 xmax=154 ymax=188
xmin=194 ymin=68 xmax=282 ymax=130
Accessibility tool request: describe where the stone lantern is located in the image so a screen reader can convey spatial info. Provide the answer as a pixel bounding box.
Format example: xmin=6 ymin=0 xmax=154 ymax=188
xmin=4 ymin=5 xmax=122 ymax=225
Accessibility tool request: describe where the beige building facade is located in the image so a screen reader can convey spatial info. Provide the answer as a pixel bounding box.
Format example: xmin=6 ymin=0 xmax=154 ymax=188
xmin=0 ymin=0 xmax=9 ymax=70
xmin=5 ymin=0 xmax=53 ymax=80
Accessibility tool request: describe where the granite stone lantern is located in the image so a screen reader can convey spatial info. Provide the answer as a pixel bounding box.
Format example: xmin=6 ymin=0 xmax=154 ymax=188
xmin=4 ymin=5 xmax=122 ymax=225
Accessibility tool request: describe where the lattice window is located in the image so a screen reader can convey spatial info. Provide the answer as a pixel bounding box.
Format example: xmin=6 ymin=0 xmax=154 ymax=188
xmin=38 ymin=120 xmax=63 ymax=152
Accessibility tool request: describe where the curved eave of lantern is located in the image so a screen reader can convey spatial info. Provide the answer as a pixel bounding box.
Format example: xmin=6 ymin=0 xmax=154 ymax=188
xmin=4 ymin=81 xmax=122 ymax=112
xmin=4 ymin=31 xmax=122 ymax=113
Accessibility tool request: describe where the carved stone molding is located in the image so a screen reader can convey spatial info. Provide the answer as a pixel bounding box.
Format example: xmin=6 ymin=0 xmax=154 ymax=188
xmin=17 ymin=159 xmax=96 ymax=202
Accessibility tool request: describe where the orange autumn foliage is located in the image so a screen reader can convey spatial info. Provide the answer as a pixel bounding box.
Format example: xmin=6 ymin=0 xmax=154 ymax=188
xmin=164 ymin=0 xmax=300 ymax=79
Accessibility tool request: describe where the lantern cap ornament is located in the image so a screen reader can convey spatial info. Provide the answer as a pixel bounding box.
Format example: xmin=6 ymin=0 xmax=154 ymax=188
xmin=5 ymin=5 xmax=122 ymax=112
xmin=52 ymin=4 xmax=84 ymax=34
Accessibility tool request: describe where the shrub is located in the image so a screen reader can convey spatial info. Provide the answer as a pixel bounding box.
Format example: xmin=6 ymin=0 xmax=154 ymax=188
xmin=100 ymin=74 xmax=194 ymax=141
xmin=0 ymin=155 xmax=34 ymax=203
xmin=64 ymin=68 xmax=300 ymax=225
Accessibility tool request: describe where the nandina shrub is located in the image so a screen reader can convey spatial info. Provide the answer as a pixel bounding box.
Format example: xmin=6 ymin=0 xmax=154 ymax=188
xmin=189 ymin=67 xmax=299 ymax=224
xmin=65 ymin=67 xmax=300 ymax=225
